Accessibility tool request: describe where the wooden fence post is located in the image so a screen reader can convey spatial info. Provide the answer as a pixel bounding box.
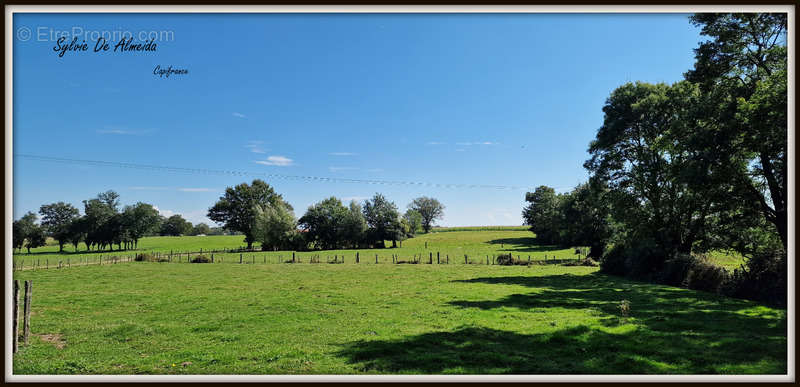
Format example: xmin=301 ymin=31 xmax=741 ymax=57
xmin=356 ymin=252 xmax=359 ymax=263
xmin=13 ymin=280 xmax=19 ymax=353
xmin=211 ymin=254 xmax=214 ymax=263
xmin=293 ymin=252 xmax=296 ymax=263
xmin=375 ymin=254 xmax=378 ymax=264
xmin=429 ymin=252 xmax=433 ymax=264
xmin=24 ymin=280 xmax=32 ymax=345
xmin=437 ymin=252 xmax=440 ymax=264
xmin=465 ymin=255 xmax=468 ymax=264
xmin=240 ymin=253 xmax=243 ymax=264
xmin=447 ymin=255 xmax=449 ymax=264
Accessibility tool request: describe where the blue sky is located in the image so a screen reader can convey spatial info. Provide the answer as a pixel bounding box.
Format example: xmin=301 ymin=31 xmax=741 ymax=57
xmin=12 ymin=13 xmax=703 ymax=226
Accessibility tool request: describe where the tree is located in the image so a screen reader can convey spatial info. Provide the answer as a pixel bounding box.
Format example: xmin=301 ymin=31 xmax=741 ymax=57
xmin=685 ymin=13 xmax=787 ymax=250
xmin=160 ymin=214 xmax=191 ymax=236
xmin=522 ymin=186 xmax=564 ymax=245
xmin=403 ymin=209 xmax=423 ymax=238
xmin=341 ymin=201 xmax=367 ymax=248
xmin=298 ymin=197 xmax=350 ymax=250
xmin=26 ymin=224 xmax=47 ymax=254
xmin=13 ymin=212 xmax=38 ymax=252
xmin=192 ymin=223 xmax=211 ymax=236
xmin=253 ymin=203 xmax=297 ymax=251
xmin=66 ymin=217 xmax=87 ymax=252
xmin=208 ymin=180 xmax=292 ymax=249
xmin=558 ymin=181 xmax=613 ymax=258
xmin=363 ymin=193 xmax=402 ymax=248
xmin=39 ymin=202 xmax=80 ymax=252
xmin=122 ymin=202 xmax=161 ymax=248
xmin=83 ymin=192 xmax=119 ymax=251
xmin=407 ymin=197 xmax=445 ymax=233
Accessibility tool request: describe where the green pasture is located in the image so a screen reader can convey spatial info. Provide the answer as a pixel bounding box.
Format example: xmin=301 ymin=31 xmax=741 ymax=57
xmin=12 ymin=261 xmax=786 ymax=375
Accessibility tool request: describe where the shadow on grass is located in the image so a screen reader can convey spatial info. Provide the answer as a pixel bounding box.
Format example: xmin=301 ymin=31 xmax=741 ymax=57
xmin=336 ymin=273 xmax=787 ymax=374
xmin=486 ymin=237 xmax=567 ymax=254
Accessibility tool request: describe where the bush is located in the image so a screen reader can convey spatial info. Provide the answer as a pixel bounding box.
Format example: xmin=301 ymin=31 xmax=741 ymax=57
xmin=191 ymin=255 xmax=211 ymax=263
xmin=496 ymin=253 xmax=528 ymax=266
xmin=723 ymin=251 xmax=786 ymax=307
xmin=134 ymin=253 xmax=157 ymax=262
xmin=599 ymin=244 xmax=628 ymax=275
xmin=660 ymin=253 xmax=698 ymax=287
xmin=685 ymin=261 xmax=729 ymax=293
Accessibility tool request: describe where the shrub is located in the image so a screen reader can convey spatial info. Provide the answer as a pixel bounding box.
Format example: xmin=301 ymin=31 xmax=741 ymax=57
xmin=660 ymin=253 xmax=698 ymax=287
xmin=581 ymin=258 xmax=599 ymax=267
xmin=496 ymin=253 xmax=528 ymax=266
xmin=723 ymin=251 xmax=786 ymax=307
xmin=599 ymin=244 xmax=628 ymax=275
xmin=134 ymin=253 xmax=157 ymax=262
xmin=191 ymin=255 xmax=211 ymax=263
xmin=685 ymin=261 xmax=729 ymax=293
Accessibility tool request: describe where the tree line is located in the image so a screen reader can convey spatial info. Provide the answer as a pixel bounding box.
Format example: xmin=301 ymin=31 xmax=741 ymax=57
xmin=12 ymin=190 xmax=229 ymax=254
xmin=206 ymin=179 xmax=445 ymax=251
xmin=13 ymin=181 xmax=446 ymax=255
xmin=523 ymin=14 xmax=787 ymax=306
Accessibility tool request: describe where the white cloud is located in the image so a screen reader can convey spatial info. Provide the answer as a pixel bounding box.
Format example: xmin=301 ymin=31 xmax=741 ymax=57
xmin=153 ymin=206 xmax=175 ymax=218
xmin=255 ymin=156 xmax=294 ymax=166
xmin=426 ymin=141 xmax=446 ymax=145
xmin=97 ymin=126 xmax=155 ymax=136
xmin=329 ymin=152 xmax=357 ymax=156
xmin=128 ymin=186 xmax=168 ymax=191
xmin=232 ymin=112 xmax=246 ymax=118
xmin=366 ymin=168 xmax=384 ymax=173
xmin=455 ymin=149 xmax=466 ymax=152
xmin=456 ymin=141 xmax=498 ymax=146
xmin=245 ymin=141 xmax=267 ymax=154
xmin=329 ymin=166 xmax=359 ymax=172
xmin=178 ymin=188 xmax=215 ymax=192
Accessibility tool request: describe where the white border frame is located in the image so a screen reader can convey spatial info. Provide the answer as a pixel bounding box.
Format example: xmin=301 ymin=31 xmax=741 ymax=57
xmin=5 ymin=4 xmax=795 ymax=383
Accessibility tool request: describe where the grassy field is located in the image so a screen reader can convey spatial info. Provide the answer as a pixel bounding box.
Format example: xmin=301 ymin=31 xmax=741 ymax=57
xmin=11 ymin=228 xmax=586 ymax=268
xmin=10 ymin=228 xmax=783 ymax=375
xmin=11 ymin=262 xmax=786 ymax=374
xmin=11 ymin=227 xmax=746 ymax=269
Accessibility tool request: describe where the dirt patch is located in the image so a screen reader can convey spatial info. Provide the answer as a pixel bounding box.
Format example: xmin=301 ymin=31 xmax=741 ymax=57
xmin=38 ymin=333 xmax=66 ymax=349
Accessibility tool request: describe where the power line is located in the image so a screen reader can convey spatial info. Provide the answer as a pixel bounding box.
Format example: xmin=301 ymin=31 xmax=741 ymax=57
xmin=14 ymin=154 xmax=536 ymax=191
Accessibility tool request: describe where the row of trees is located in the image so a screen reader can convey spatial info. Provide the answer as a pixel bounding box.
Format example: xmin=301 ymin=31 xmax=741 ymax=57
xmin=12 ymin=191 xmax=222 ymax=253
xmin=524 ymin=13 xmax=787 ymax=305
xmin=206 ymin=179 xmax=445 ymax=251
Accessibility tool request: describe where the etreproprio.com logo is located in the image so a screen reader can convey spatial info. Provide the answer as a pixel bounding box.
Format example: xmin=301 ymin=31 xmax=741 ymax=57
xmin=15 ymin=26 xmax=174 ymax=43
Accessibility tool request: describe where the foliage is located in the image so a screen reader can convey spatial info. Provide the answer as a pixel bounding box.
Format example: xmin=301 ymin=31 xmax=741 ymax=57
xmin=13 ymin=212 xmax=38 ymax=252
xmin=403 ymin=209 xmax=423 ymax=236
xmin=522 ymin=186 xmax=563 ymax=245
xmin=208 ymin=179 xmax=292 ymax=249
xmin=39 ymin=202 xmax=80 ymax=252
xmin=160 ymin=215 xmax=192 ymax=237
xmin=190 ymin=255 xmax=211 ymax=263
xmin=363 ymin=193 xmax=402 ymax=248
xmin=253 ymin=202 xmax=297 ymax=251
xmin=191 ymin=223 xmax=211 ymax=236
xmin=407 ymin=197 xmax=445 ymax=233
xmin=298 ymin=197 xmax=350 ymax=250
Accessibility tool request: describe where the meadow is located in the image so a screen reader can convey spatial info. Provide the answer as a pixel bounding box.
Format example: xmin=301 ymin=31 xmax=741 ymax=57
xmin=12 ymin=227 xmax=779 ymax=375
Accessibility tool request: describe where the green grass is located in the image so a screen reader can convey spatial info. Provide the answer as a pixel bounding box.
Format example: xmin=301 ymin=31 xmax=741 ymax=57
xmin=12 ymin=227 xmax=583 ymax=267
xmin=12 ymin=263 xmax=786 ymax=375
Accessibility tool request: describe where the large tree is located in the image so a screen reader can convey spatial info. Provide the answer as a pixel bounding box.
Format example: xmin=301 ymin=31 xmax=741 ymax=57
xmin=342 ymin=201 xmax=367 ymax=249
xmin=160 ymin=214 xmax=191 ymax=236
xmin=83 ymin=191 xmax=120 ymax=251
xmin=585 ymin=81 xmax=720 ymax=258
xmin=363 ymin=193 xmax=402 ymax=248
xmin=685 ymin=13 xmax=787 ymax=250
xmin=407 ymin=197 xmax=445 ymax=233
xmin=522 ymin=186 xmax=564 ymax=245
xmin=298 ymin=197 xmax=349 ymax=250
xmin=208 ymin=180 xmax=292 ymax=249
xmin=39 ymin=202 xmax=80 ymax=252
xmin=253 ymin=203 xmax=297 ymax=251
xmin=12 ymin=212 xmax=38 ymax=253
xmin=122 ymin=202 xmax=161 ymax=248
